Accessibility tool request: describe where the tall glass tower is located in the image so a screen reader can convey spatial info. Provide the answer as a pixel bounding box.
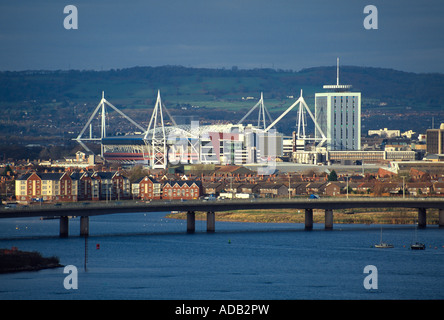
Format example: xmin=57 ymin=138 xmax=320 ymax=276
xmin=315 ymin=58 xmax=361 ymax=151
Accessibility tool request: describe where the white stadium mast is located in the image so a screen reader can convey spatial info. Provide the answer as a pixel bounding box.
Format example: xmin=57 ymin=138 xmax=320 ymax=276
xmin=237 ymin=92 xmax=273 ymax=130
xmin=144 ymin=90 xmax=170 ymax=169
xmin=75 ymin=91 xmax=145 ymax=157
xmin=264 ymin=90 xmax=327 ymax=147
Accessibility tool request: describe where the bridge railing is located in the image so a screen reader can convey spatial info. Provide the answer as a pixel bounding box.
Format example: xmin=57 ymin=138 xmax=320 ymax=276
xmin=2 ymin=196 xmax=444 ymax=214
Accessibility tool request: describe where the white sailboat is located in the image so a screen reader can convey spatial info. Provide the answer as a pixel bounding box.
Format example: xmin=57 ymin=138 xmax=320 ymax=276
xmin=410 ymin=224 xmax=425 ymax=250
xmin=375 ymin=228 xmax=394 ymax=248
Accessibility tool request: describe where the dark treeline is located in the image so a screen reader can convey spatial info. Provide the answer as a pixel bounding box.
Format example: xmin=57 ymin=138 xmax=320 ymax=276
xmin=1 ymin=65 xmax=444 ymax=108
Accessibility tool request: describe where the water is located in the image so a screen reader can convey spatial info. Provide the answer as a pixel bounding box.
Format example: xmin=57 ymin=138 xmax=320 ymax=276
xmin=0 ymin=212 xmax=443 ymax=300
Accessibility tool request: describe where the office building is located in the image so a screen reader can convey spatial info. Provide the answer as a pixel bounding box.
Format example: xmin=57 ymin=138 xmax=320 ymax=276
xmin=315 ymin=58 xmax=361 ymax=151
xmin=426 ymin=123 xmax=444 ymax=154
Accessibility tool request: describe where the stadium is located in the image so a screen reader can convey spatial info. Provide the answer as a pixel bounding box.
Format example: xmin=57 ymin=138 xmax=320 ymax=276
xmin=74 ymin=90 xmax=321 ymax=169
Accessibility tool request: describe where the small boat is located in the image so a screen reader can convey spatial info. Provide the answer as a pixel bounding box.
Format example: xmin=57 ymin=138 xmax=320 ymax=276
xmin=410 ymin=223 xmax=425 ymax=250
xmin=375 ymin=228 xmax=394 ymax=248
xmin=410 ymin=225 xmax=425 ymax=250
xmin=410 ymin=242 xmax=425 ymax=250
xmin=375 ymin=242 xmax=394 ymax=248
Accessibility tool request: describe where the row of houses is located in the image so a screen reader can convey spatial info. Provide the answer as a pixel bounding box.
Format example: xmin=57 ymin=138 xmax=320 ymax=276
xmin=132 ymin=177 xmax=202 ymax=201
xmin=14 ymin=170 xmax=444 ymax=203
xmin=204 ymin=181 xmax=341 ymax=198
xmin=15 ymin=171 xmax=132 ymax=203
xmin=349 ymin=181 xmax=444 ymax=196
xmin=204 ymin=180 xmax=444 ymax=197
xmin=14 ymin=170 xmax=334 ymax=203
xmin=14 ymin=171 xmax=204 ymax=203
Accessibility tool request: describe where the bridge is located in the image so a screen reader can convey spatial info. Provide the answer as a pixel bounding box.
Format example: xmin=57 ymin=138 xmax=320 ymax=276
xmin=1 ymin=198 xmax=444 ymax=237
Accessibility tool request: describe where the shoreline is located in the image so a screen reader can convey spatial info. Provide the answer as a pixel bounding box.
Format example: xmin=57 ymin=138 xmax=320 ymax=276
xmin=166 ymin=208 xmax=440 ymax=225
xmin=0 ymin=248 xmax=63 ymax=274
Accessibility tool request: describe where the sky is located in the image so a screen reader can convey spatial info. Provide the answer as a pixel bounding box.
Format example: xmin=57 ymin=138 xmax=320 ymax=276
xmin=1 ymin=0 xmax=444 ymax=73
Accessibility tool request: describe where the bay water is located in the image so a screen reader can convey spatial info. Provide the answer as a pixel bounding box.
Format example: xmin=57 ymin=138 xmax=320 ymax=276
xmin=0 ymin=212 xmax=443 ymax=300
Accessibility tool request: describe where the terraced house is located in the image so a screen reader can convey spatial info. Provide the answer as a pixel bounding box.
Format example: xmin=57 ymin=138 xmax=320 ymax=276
xmin=69 ymin=171 xmax=99 ymax=201
xmin=90 ymin=171 xmax=131 ymax=201
xmin=15 ymin=170 xmax=131 ymax=203
xmin=15 ymin=172 xmax=78 ymax=203
xmin=162 ymin=181 xmax=202 ymax=200
xmin=132 ymin=176 xmax=161 ymax=200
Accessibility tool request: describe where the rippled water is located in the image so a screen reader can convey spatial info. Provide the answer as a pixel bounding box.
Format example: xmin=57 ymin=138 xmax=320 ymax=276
xmin=0 ymin=212 xmax=443 ymax=300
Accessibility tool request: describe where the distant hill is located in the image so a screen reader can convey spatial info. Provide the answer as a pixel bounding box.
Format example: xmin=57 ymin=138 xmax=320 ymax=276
xmin=0 ymin=65 xmax=443 ymax=148
xmin=1 ymin=65 xmax=444 ymax=107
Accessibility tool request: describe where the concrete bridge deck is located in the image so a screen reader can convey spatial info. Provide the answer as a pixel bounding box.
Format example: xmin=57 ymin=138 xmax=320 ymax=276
xmin=1 ymin=198 xmax=444 ymax=236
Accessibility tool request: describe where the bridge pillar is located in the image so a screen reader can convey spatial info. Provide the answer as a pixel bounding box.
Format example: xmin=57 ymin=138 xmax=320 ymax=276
xmin=187 ymin=211 xmax=195 ymax=234
xmin=80 ymin=216 xmax=89 ymax=237
xmin=418 ymin=208 xmax=427 ymax=229
xmin=325 ymin=209 xmax=333 ymax=230
xmin=305 ymin=209 xmax=313 ymax=231
xmin=60 ymin=216 xmax=69 ymax=238
xmin=207 ymin=211 xmax=215 ymax=233
xmin=439 ymin=209 xmax=444 ymax=228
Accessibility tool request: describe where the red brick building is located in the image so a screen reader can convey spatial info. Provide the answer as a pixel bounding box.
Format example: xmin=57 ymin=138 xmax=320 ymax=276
xmin=323 ymin=182 xmax=341 ymax=196
xmin=133 ymin=176 xmax=161 ymax=200
xmin=162 ymin=181 xmax=202 ymax=200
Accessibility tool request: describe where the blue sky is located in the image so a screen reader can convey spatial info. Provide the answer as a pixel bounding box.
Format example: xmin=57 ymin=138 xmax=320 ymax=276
xmin=1 ymin=0 xmax=444 ymax=73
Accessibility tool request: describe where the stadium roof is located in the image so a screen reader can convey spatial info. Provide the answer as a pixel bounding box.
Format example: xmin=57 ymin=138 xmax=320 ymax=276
xmin=102 ymin=123 xmax=256 ymax=144
xmin=102 ymin=135 xmax=146 ymax=145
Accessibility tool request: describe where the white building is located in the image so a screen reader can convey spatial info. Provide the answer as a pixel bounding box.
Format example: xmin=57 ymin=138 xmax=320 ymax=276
xmin=315 ymin=58 xmax=361 ymax=151
xmin=368 ymin=128 xmax=400 ymax=138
